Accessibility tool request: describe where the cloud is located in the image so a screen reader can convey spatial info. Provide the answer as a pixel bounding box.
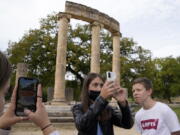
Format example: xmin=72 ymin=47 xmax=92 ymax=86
xmin=0 ymin=0 xmax=179 ymax=58
xmin=153 ymin=44 xmax=180 ymax=58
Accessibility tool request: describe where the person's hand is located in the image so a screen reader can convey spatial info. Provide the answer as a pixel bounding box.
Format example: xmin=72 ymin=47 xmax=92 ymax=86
xmin=100 ymin=81 xmax=117 ymax=100
xmin=24 ymin=84 xmax=55 ymax=135
xmin=113 ymin=83 xmax=128 ymax=106
xmin=0 ymin=86 xmax=27 ymax=129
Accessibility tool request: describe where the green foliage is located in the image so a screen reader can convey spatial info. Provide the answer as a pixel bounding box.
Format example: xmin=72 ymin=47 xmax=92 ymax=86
xmin=120 ymin=38 xmax=153 ymax=97
xmin=67 ymin=24 xmax=91 ymax=83
xmin=171 ymin=106 xmax=180 ymax=120
xmin=42 ymin=87 xmax=48 ymax=102
xmin=6 ymin=12 xmax=180 ymax=102
xmin=153 ymin=57 xmax=180 ymax=102
xmin=7 ymin=13 xmax=58 ymax=87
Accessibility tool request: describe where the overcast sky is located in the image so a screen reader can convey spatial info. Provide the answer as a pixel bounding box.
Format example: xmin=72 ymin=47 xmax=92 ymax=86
xmin=0 ymin=0 xmax=180 ymax=58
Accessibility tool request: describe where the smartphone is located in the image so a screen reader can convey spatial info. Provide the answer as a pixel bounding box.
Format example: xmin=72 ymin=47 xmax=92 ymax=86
xmin=106 ymin=71 xmax=116 ymax=81
xmin=15 ymin=77 xmax=39 ymax=116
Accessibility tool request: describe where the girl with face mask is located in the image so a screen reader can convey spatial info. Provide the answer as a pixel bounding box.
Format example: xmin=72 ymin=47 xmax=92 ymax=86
xmin=0 ymin=51 xmax=60 ymax=135
xmin=72 ymin=72 xmax=134 ymax=135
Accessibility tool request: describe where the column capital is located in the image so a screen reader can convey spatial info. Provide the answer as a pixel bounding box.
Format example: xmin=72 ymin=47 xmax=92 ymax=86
xmin=58 ymin=12 xmax=71 ymax=22
xmin=91 ymin=21 xmax=104 ymax=29
xmin=112 ymin=31 xmax=122 ymax=37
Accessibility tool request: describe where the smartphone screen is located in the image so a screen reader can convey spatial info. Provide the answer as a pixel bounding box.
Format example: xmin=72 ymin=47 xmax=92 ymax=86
xmin=15 ymin=77 xmax=39 ymax=116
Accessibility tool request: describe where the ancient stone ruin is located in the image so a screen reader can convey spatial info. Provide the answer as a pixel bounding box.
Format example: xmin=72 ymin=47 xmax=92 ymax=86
xmin=15 ymin=1 xmax=121 ymax=105
xmin=14 ymin=1 xmax=122 ymax=123
xmin=53 ymin=1 xmax=121 ymax=104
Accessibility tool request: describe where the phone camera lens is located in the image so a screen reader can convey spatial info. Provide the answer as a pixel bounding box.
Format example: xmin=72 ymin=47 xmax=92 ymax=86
xmin=108 ymin=72 xmax=111 ymax=78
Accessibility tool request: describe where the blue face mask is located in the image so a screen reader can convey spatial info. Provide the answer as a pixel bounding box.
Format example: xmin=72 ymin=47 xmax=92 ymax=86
xmin=89 ymin=90 xmax=100 ymax=101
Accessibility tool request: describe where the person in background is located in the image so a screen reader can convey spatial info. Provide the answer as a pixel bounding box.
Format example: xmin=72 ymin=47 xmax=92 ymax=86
xmin=0 ymin=51 xmax=60 ymax=135
xmin=72 ymin=72 xmax=134 ymax=135
xmin=132 ymin=77 xmax=180 ymax=135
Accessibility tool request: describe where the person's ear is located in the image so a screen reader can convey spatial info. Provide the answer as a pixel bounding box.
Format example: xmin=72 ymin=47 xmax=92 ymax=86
xmin=147 ymin=88 xmax=152 ymax=96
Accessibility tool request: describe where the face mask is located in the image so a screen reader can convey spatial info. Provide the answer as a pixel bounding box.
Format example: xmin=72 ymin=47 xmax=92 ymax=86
xmin=89 ymin=90 xmax=100 ymax=101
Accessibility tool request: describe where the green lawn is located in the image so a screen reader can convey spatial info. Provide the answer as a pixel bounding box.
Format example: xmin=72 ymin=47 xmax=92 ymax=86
xmin=171 ymin=106 xmax=180 ymax=121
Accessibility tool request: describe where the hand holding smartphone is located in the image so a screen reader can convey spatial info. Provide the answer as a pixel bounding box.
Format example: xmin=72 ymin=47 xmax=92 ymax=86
xmin=15 ymin=77 xmax=39 ymax=116
xmin=105 ymin=71 xmax=116 ymax=100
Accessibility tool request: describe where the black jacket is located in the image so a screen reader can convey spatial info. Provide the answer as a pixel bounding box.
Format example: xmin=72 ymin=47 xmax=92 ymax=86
xmin=72 ymin=96 xmax=134 ymax=135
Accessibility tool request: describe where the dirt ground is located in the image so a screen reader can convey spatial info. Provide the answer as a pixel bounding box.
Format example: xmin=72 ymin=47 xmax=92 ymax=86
xmin=11 ymin=123 xmax=140 ymax=135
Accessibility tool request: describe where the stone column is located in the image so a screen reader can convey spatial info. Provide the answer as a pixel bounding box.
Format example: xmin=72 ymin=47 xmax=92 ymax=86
xmin=112 ymin=32 xmax=121 ymax=83
xmin=15 ymin=63 xmax=28 ymax=85
xmin=47 ymin=87 xmax=54 ymax=101
xmin=53 ymin=13 xmax=70 ymax=103
xmin=90 ymin=22 xmax=103 ymax=73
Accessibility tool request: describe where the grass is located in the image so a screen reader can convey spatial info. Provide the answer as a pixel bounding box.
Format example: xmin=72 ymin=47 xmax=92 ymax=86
xmin=171 ymin=106 xmax=180 ymax=121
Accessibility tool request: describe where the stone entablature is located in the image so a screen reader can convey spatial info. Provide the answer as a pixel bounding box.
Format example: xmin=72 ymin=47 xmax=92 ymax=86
xmin=65 ymin=1 xmax=120 ymax=33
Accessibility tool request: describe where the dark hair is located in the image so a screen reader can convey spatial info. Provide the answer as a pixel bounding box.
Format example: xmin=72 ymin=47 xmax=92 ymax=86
xmin=0 ymin=51 xmax=12 ymax=89
xmin=81 ymin=72 xmax=104 ymax=111
xmin=132 ymin=77 xmax=153 ymax=90
xmin=81 ymin=73 xmax=110 ymax=121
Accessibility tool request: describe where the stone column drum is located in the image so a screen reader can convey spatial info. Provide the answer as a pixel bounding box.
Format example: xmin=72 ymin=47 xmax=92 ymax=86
xmin=53 ymin=13 xmax=70 ymax=102
xmin=112 ymin=32 xmax=121 ymax=83
xmin=90 ymin=22 xmax=102 ymax=73
xmin=15 ymin=63 xmax=28 ymax=85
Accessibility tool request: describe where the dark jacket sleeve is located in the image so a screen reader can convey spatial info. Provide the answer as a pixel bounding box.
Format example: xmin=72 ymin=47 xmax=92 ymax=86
xmin=72 ymin=96 xmax=108 ymax=132
xmin=111 ymin=101 xmax=134 ymax=129
xmin=0 ymin=129 xmax=10 ymax=135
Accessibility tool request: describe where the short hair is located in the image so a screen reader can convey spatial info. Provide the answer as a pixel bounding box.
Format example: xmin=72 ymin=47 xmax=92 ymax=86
xmin=0 ymin=51 xmax=12 ymax=89
xmin=132 ymin=77 xmax=153 ymax=90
